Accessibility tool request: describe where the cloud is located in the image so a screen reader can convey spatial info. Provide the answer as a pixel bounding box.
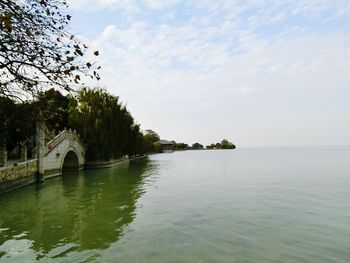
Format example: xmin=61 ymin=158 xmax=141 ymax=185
xmin=91 ymin=22 xmax=350 ymax=104
xmin=68 ymin=0 xmax=350 ymax=17
xmin=68 ymin=0 xmax=350 ymax=146
xmin=68 ymin=0 xmax=124 ymax=10
xmin=143 ymin=0 xmax=180 ymax=10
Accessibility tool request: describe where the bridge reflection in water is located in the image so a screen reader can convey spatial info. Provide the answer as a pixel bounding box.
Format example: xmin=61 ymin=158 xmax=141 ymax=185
xmin=0 ymin=157 xmax=155 ymax=261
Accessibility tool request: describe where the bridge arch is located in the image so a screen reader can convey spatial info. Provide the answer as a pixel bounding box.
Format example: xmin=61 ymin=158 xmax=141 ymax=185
xmin=43 ymin=130 xmax=85 ymax=178
xmin=62 ymin=149 xmax=81 ymax=171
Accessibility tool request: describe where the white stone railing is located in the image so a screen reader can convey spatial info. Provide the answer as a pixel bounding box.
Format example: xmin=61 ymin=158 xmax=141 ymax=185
xmin=45 ymin=129 xmax=81 ymax=154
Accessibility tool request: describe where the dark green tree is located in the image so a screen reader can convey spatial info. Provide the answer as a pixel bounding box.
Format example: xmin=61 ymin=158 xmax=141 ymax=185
xmin=153 ymin=141 xmax=162 ymax=153
xmin=175 ymin=142 xmax=189 ymax=150
xmin=191 ymin=142 xmax=203 ymax=150
xmin=69 ymin=88 xmax=145 ymax=161
xmin=206 ymin=143 xmax=216 ymax=149
xmin=36 ymin=88 xmax=70 ymax=134
xmin=125 ymin=124 xmax=146 ymax=157
xmin=220 ymin=139 xmax=236 ymax=149
xmin=144 ymin=130 xmax=160 ymax=143
xmin=0 ymin=96 xmax=36 ymax=154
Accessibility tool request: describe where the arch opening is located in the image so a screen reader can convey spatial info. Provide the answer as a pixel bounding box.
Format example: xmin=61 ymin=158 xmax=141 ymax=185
xmin=62 ymin=151 xmax=79 ymax=172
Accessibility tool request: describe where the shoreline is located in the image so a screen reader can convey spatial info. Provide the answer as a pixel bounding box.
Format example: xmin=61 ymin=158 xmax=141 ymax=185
xmin=85 ymin=155 xmax=147 ymax=169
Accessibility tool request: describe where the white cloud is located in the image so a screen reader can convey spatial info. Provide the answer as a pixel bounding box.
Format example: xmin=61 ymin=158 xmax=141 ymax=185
xmin=143 ymin=0 xmax=180 ymax=10
xmin=68 ymin=0 xmax=350 ymax=146
xmin=68 ymin=0 xmax=350 ymax=17
xmin=67 ymin=0 xmax=139 ymax=12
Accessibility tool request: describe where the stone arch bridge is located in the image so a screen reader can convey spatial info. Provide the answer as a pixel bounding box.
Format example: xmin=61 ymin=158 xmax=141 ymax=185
xmin=39 ymin=129 xmax=85 ymax=178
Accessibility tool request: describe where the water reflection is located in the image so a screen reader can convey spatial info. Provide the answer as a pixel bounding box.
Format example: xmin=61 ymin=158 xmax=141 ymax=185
xmin=1 ymin=148 xmax=350 ymax=262
xmin=0 ymin=158 xmax=153 ymax=261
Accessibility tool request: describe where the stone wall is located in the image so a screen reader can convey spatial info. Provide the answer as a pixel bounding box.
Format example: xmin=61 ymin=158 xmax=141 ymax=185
xmin=0 ymin=159 xmax=38 ymax=195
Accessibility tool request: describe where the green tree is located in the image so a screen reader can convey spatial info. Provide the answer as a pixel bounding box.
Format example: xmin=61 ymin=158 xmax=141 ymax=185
xmin=191 ymin=142 xmax=203 ymax=150
xmin=36 ymin=88 xmax=70 ymax=134
xmin=69 ymin=88 xmax=142 ymax=161
xmin=142 ymin=130 xmax=162 ymax=153
xmin=144 ymin=130 xmax=160 ymax=143
xmin=125 ymin=124 xmax=146 ymax=157
xmin=206 ymin=143 xmax=216 ymax=149
xmin=0 ymin=96 xmax=36 ymax=154
xmin=220 ymin=139 xmax=236 ymax=149
xmin=153 ymin=141 xmax=161 ymax=153
xmin=176 ymin=142 xmax=189 ymax=150
xmin=1 ymin=88 xmax=72 ymax=155
xmin=142 ymin=134 xmax=154 ymax=153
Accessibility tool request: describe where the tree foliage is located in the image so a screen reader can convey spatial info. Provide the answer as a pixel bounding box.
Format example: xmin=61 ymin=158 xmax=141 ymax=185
xmin=69 ymin=88 xmax=146 ymax=161
xmin=220 ymin=139 xmax=236 ymax=149
xmin=144 ymin=129 xmax=160 ymax=143
xmin=0 ymin=96 xmax=36 ymax=153
xmin=206 ymin=139 xmax=236 ymax=149
xmin=1 ymin=87 xmax=163 ymax=160
xmin=191 ymin=142 xmax=204 ymax=150
xmin=152 ymin=141 xmax=161 ymax=153
xmin=0 ymin=0 xmax=100 ymax=99
xmin=36 ymin=88 xmax=69 ymax=133
xmin=140 ymin=129 xmax=162 ymax=153
xmin=173 ymin=141 xmax=189 ymax=150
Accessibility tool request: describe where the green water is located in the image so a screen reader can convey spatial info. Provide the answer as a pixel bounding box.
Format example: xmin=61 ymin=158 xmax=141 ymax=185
xmin=1 ymin=147 xmax=350 ymax=262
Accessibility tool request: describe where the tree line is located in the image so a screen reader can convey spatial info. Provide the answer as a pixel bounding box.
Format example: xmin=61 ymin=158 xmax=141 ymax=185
xmin=1 ymin=87 xmax=236 ymax=161
xmin=1 ymin=88 xmax=162 ymax=161
xmin=170 ymin=140 xmax=236 ymax=150
xmin=206 ymin=139 xmax=236 ymax=149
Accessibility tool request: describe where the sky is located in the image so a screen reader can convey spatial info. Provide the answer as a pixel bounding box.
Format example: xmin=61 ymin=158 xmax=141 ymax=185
xmin=66 ymin=0 xmax=350 ymax=147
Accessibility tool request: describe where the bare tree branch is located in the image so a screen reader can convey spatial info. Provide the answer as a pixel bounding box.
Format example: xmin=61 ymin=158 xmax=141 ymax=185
xmin=0 ymin=0 xmax=100 ymax=100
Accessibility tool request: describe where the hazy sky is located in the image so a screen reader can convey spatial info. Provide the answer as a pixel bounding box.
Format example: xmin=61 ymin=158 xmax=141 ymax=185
xmin=67 ymin=0 xmax=350 ymax=147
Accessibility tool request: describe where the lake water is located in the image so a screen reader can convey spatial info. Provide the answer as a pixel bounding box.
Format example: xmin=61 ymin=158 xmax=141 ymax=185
xmin=0 ymin=147 xmax=350 ymax=262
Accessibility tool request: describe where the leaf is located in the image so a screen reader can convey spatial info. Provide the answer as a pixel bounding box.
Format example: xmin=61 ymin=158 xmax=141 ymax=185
xmin=76 ymin=49 xmax=83 ymax=56
xmin=25 ymin=28 xmax=32 ymax=36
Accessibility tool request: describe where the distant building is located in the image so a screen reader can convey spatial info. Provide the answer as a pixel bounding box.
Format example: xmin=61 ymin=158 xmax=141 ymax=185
xmin=158 ymin=140 xmax=174 ymax=153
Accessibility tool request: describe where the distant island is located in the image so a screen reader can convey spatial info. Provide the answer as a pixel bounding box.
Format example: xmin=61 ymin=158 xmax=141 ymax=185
xmin=154 ymin=138 xmax=236 ymax=153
